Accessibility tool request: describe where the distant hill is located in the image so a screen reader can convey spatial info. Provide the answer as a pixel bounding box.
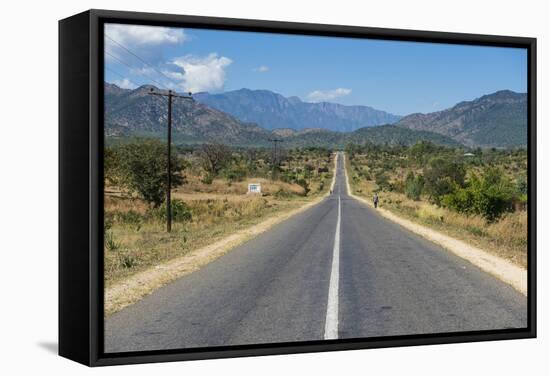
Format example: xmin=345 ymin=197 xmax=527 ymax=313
xmin=193 ymin=88 xmax=401 ymax=132
xmin=396 ymin=90 xmax=527 ymax=147
xmin=104 ymin=83 xmax=459 ymax=148
xmin=104 ymin=83 xmax=272 ymax=146
xmin=277 ymin=125 xmax=460 ymax=148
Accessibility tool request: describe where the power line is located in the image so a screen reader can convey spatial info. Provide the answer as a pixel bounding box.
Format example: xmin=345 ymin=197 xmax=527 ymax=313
xmin=105 ymin=67 xmax=167 ymax=104
xmin=105 ymin=50 xmax=168 ymax=90
xmin=104 ymin=36 xmax=196 ymax=234
xmin=148 ymin=88 xmax=194 ymax=233
xmin=105 ymin=58 xmax=174 ymax=112
xmin=104 ymin=66 xmax=167 ymax=106
xmin=105 ymin=34 xmax=182 ymax=91
xmin=104 ymin=66 xmax=145 ymax=90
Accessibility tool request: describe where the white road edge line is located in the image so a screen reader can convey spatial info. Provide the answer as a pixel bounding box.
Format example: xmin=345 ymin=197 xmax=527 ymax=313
xmin=324 ymin=193 xmax=341 ymax=340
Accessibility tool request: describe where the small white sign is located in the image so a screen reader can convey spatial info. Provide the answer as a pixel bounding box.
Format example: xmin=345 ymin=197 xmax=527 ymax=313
xmin=247 ymin=183 xmax=261 ymax=194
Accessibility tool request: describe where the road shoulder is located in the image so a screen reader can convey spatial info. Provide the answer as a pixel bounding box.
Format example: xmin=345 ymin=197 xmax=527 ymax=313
xmin=342 ymin=154 xmax=527 ymax=296
xmin=104 ymin=154 xmax=339 ymax=317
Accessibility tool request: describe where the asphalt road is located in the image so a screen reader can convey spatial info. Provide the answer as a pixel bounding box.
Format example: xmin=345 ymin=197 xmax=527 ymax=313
xmin=105 ymin=153 xmax=526 ymax=353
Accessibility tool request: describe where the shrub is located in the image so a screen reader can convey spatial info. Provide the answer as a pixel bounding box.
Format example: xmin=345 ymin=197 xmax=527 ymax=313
xmin=408 ymin=141 xmax=440 ymax=162
xmin=222 ymin=163 xmax=247 ymax=183
xmin=104 ymin=212 xmax=114 ymax=231
xmin=441 ymin=187 xmax=475 ymax=213
xmin=375 ymin=172 xmax=391 ymax=191
xmin=201 ymin=174 xmax=214 ymax=185
xmin=171 ymin=200 xmax=193 ymax=222
xmin=392 ymin=179 xmax=405 ymax=194
xmin=423 ymin=157 xmax=465 ymax=205
xmin=198 ymin=143 xmax=231 ymax=177
xmin=115 ymin=210 xmax=142 ymax=231
xmin=119 ymin=252 xmax=137 ymax=269
xmin=466 ymin=225 xmax=486 ymax=237
xmin=112 ymin=138 xmax=186 ymax=207
xmin=104 ymin=231 xmax=120 ymax=252
xmin=405 ymin=172 xmax=424 ymax=201
xmin=516 ymin=174 xmax=528 ymax=195
xmin=150 ymin=199 xmax=193 ymax=223
xmin=274 ymin=188 xmax=293 ymax=199
xmin=442 ymin=168 xmax=515 ymax=221
xmin=280 ymin=171 xmax=297 ymax=184
xmin=296 ymin=178 xmax=310 ymax=196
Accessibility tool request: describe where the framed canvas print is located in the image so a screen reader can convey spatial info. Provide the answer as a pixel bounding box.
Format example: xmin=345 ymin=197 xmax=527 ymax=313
xmin=59 ymin=9 xmax=536 ymax=366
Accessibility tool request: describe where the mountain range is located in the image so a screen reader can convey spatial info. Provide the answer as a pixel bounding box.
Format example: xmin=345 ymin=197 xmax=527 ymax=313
xmin=105 ymin=83 xmax=527 ymax=148
xmin=193 ymin=89 xmax=401 ymax=132
xmin=272 ymin=126 xmax=460 ymax=148
xmin=396 ymin=90 xmax=527 ymax=147
xmin=105 ymin=83 xmax=269 ymax=145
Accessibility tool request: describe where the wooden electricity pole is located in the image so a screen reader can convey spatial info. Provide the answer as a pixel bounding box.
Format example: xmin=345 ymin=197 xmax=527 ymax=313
xmin=149 ymin=88 xmax=193 ymax=232
xmin=268 ymin=138 xmax=283 ymax=167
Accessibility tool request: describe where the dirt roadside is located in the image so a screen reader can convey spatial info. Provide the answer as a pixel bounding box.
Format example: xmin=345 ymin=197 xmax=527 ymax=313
xmin=104 ymin=154 xmax=339 ymax=317
xmin=342 ymin=154 xmax=527 ymax=296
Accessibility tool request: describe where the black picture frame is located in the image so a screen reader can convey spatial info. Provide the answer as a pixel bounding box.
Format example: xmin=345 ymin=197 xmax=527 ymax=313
xmin=59 ymin=9 xmax=537 ymax=367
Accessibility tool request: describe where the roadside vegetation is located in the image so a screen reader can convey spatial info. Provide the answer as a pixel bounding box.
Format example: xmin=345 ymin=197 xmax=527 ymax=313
xmin=104 ymin=138 xmax=333 ymax=286
xmin=346 ymin=141 xmax=528 ymax=267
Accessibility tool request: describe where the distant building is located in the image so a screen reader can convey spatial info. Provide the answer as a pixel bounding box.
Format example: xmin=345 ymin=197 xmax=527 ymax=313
xmin=463 ymin=152 xmax=475 ymax=157
xmin=247 ymin=183 xmax=262 ymax=194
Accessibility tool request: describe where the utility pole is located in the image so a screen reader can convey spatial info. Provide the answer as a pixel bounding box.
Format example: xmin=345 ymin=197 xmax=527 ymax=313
xmin=149 ymin=88 xmax=194 ymax=232
xmin=268 ymin=138 xmax=283 ymax=166
xmin=268 ymin=138 xmax=283 ymax=179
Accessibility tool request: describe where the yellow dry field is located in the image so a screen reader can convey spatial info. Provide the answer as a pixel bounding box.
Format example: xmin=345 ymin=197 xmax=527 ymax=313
xmin=103 ymin=153 xmax=336 ymax=316
xmin=346 ymin=157 xmax=527 ymax=268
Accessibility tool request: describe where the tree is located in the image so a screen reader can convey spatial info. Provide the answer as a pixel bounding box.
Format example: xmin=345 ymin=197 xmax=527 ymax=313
xmin=222 ymin=161 xmax=248 ymax=183
xmin=516 ymin=173 xmax=528 ymax=196
xmin=198 ymin=143 xmax=231 ymax=182
xmin=442 ymin=168 xmax=515 ymax=221
xmin=408 ymin=141 xmax=440 ymax=163
xmin=104 ymin=147 xmax=120 ymax=186
xmin=405 ymin=171 xmax=424 ymax=201
xmin=113 ymin=138 xmax=186 ymax=207
xmin=423 ymin=157 xmax=465 ymax=205
xmin=345 ymin=143 xmax=361 ymax=160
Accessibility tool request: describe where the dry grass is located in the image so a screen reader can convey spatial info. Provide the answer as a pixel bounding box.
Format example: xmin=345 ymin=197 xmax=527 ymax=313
xmin=104 ymin=194 xmax=305 ymax=286
xmin=103 ymin=153 xmax=338 ymax=315
xmin=104 ymin=154 xmax=335 ymax=288
xmin=104 ymin=191 xmax=332 ymax=316
xmin=344 ymin=155 xmax=526 ymax=294
xmin=177 ymin=176 xmax=305 ymax=196
xmin=348 ymin=157 xmax=527 ymax=268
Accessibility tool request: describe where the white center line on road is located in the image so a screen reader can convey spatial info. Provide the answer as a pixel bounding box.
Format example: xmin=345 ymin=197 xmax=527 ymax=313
xmin=324 ymin=194 xmax=341 ymax=340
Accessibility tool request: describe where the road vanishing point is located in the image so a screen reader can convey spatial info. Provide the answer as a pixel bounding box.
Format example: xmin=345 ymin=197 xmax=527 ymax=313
xmin=105 ymin=152 xmax=526 ymax=352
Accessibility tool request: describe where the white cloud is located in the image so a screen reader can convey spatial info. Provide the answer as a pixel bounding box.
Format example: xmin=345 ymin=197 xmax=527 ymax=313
xmin=306 ymin=88 xmax=352 ymax=102
xmin=104 ymin=24 xmax=187 ymax=64
xmin=254 ymin=65 xmax=269 ymax=73
xmin=105 ymin=24 xmax=187 ymax=47
xmin=112 ymin=78 xmax=137 ymax=89
xmin=168 ymin=53 xmax=232 ymax=93
xmin=129 ymin=66 xmax=157 ymax=76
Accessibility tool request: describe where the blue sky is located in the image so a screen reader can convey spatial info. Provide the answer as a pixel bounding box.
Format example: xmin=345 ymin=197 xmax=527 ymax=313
xmin=104 ymin=23 xmax=527 ymax=116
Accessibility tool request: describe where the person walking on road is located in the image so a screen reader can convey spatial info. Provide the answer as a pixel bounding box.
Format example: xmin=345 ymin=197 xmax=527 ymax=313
xmin=373 ymin=192 xmax=379 ymax=209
